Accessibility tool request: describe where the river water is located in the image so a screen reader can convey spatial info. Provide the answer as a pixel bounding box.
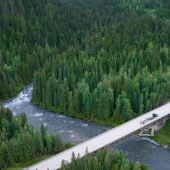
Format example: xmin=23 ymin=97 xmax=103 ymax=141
xmin=2 ymin=83 xmax=170 ymax=170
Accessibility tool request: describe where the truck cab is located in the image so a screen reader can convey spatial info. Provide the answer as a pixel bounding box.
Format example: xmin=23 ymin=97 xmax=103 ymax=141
xmin=152 ymin=113 xmax=158 ymax=117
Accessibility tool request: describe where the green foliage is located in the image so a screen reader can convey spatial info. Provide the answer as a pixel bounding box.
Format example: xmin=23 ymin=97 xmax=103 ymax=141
xmin=114 ymin=91 xmax=133 ymax=123
xmin=2 ymin=0 xmax=117 ymax=99
xmin=0 ymin=2 xmax=168 ymax=170
xmin=149 ymin=119 xmax=170 ymax=149
xmin=1 ymin=0 xmax=170 ymax=126
xmin=28 ymin=0 xmax=170 ymax=125
xmin=60 ymin=149 xmax=150 ymax=170
xmin=0 ymin=107 xmax=72 ymax=169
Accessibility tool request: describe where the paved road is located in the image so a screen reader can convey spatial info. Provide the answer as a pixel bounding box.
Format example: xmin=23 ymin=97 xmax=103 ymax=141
xmin=26 ymin=102 xmax=170 ymax=170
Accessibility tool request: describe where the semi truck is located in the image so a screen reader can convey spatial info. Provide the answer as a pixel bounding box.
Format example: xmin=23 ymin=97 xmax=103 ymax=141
xmin=140 ymin=113 xmax=158 ymax=124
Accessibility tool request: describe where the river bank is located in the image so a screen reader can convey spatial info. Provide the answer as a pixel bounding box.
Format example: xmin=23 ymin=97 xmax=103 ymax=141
xmin=34 ymin=100 xmax=170 ymax=149
xmin=0 ymin=84 xmax=24 ymax=102
xmin=32 ymin=100 xmax=120 ymax=127
xmin=2 ymin=83 xmax=170 ymax=170
xmin=135 ymin=119 xmax=170 ymax=149
xmin=3 ymin=82 xmax=170 ymax=147
xmin=148 ymin=119 xmax=170 ymax=149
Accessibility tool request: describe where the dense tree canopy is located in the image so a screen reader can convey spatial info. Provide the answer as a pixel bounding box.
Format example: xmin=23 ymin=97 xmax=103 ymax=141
xmin=1 ymin=0 xmax=170 ymax=123
xmin=60 ymin=148 xmax=150 ymax=170
xmin=28 ymin=0 xmax=170 ymax=124
xmin=0 ymin=106 xmax=72 ymax=169
xmin=1 ymin=0 xmax=170 ymax=169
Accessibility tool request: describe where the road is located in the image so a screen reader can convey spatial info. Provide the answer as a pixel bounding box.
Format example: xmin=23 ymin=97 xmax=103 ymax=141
xmin=26 ymin=102 xmax=170 ymax=170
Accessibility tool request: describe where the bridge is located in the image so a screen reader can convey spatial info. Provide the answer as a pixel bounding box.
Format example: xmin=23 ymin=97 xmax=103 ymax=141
xmin=26 ymin=102 xmax=170 ymax=170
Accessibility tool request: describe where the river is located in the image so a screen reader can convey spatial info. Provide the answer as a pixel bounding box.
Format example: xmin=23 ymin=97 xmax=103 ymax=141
xmin=2 ymin=83 xmax=170 ymax=170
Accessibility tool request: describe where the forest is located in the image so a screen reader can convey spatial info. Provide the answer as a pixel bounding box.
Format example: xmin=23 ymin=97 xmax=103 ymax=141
xmin=60 ymin=148 xmax=150 ymax=170
xmin=29 ymin=0 xmax=170 ymax=124
xmin=0 ymin=0 xmax=170 ymax=169
xmin=0 ymin=106 xmax=72 ymax=169
xmin=1 ymin=0 xmax=170 ymax=124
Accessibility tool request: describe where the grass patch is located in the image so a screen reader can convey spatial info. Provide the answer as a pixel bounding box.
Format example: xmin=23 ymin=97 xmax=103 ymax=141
xmin=149 ymin=119 xmax=170 ymax=148
xmin=4 ymin=155 xmax=52 ymax=170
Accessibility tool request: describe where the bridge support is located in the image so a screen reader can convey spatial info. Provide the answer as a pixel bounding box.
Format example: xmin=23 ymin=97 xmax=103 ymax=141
xmin=139 ymin=125 xmax=157 ymax=136
xmin=139 ymin=129 xmax=144 ymax=136
xmin=151 ymin=126 xmax=156 ymax=136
